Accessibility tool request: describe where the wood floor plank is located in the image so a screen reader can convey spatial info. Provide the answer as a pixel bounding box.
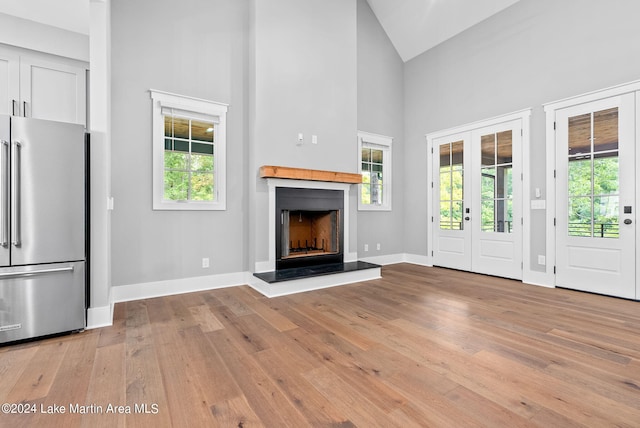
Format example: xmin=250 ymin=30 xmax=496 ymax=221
xmin=187 ymin=304 xmax=225 ymax=332
xmin=81 ymin=342 xmax=126 ymax=428
xmin=1 ymin=263 xmax=639 ymax=426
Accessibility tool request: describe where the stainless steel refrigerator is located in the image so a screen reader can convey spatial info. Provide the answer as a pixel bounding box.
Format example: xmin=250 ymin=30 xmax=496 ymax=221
xmin=0 ymin=116 xmax=86 ymax=344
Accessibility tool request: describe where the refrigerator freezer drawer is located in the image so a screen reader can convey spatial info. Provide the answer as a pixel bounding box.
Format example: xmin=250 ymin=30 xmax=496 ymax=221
xmin=0 ymin=261 xmax=85 ymax=344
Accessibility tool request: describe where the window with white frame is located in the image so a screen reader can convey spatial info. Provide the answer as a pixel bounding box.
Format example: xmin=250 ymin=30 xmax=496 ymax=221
xmin=150 ymin=90 xmax=228 ymax=210
xmin=358 ymin=131 xmax=392 ymax=211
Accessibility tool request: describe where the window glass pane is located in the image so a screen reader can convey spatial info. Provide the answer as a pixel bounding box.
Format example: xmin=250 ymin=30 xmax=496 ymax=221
xmin=568 ymin=157 xmax=592 ymax=197
xmin=568 ymin=196 xmax=592 ymax=237
xmin=481 ymin=134 xmax=495 ymax=167
xmin=192 ymin=142 xmax=214 ymax=155
xmin=164 ymin=151 xmax=188 ymax=170
xmin=482 ymin=200 xmax=495 ymax=232
xmin=372 ymin=184 xmax=382 ymax=205
xmin=191 ymin=154 xmax=214 ymax=172
xmin=372 ymin=164 xmax=383 ymax=173
xmin=451 ymin=141 xmax=463 ymax=169
xmin=497 ymin=130 xmax=512 ymax=164
xmin=192 ymin=120 xmax=214 ymax=143
xmin=594 ymin=108 xmax=618 ymax=153
xmin=174 ymin=140 xmax=189 ymax=153
xmin=362 ymin=148 xmax=371 ymax=163
xmin=593 ymin=196 xmax=619 ymax=238
xmin=164 ymin=171 xmax=189 ymax=200
xmin=371 ymin=149 xmax=383 ymax=163
xmin=568 ymin=113 xmax=591 ymax=156
xmin=164 ymin=116 xmax=173 ymax=137
xmin=164 ymin=138 xmax=172 ymax=150
xmin=191 ymin=173 xmax=214 ymax=201
xmin=172 ymin=117 xmax=190 ymax=140
xmin=593 ymin=153 xmax=618 ymax=196
xmin=361 ymin=183 xmax=370 ymax=205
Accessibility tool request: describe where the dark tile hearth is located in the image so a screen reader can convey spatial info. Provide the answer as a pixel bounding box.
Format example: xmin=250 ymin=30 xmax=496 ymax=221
xmin=253 ymin=261 xmax=380 ymax=284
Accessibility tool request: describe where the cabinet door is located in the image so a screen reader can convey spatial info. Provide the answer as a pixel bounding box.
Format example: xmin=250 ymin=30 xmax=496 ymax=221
xmin=20 ymin=57 xmax=86 ymax=125
xmin=0 ymin=48 xmax=19 ymax=116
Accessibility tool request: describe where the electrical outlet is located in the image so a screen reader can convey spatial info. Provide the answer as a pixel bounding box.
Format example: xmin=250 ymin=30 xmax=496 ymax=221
xmin=376 ymin=243 xmax=381 ymax=251
xmin=202 ymin=258 xmax=210 ymax=268
xmin=364 ymin=244 xmax=369 ymax=252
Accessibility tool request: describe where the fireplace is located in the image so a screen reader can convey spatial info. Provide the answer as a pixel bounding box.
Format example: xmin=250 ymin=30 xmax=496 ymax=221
xmin=276 ymin=187 xmax=344 ymax=270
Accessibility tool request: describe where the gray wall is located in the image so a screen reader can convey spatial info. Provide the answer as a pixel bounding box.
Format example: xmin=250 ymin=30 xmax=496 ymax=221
xmin=110 ymin=0 xmax=248 ymax=286
xmin=356 ymin=0 xmax=405 ymax=258
xmin=404 ymin=0 xmax=640 ymax=270
xmin=249 ymin=0 xmax=358 ymax=267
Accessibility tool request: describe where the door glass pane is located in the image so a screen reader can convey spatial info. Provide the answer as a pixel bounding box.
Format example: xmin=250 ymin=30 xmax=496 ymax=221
xmin=480 ymin=130 xmax=513 ymax=234
xmin=594 ymin=196 xmax=619 ymax=238
xmin=481 ymin=134 xmax=495 ymax=167
xmin=568 ymin=157 xmax=591 ymax=196
xmin=451 ymin=201 xmax=463 ymax=230
xmin=497 ymin=130 xmax=512 ymax=164
xmin=451 ymin=141 xmax=464 ymax=168
xmin=439 ymin=141 xmax=464 ymax=230
xmin=481 ymin=167 xmax=495 ymax=198
xmin=568 ymin=196 xmax=592 ymax=237
xmin=567 ymin=108 xmax=619 ymax=239
xmin=482 ymin=200 xmax=495 ymax=232
xmin=593 ymin=153 xmax=618 ymax=195
xmin=568 ymin=113 xmax=590 ymax=155
xmin=594 ymin=108 xmax=618 ymax=152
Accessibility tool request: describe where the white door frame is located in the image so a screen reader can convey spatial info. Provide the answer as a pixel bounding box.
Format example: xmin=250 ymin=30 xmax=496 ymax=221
xmin=544 ymin=79 xmax=640 ymax=299
xmin=426 ymin=109 xmax=532 ymax=280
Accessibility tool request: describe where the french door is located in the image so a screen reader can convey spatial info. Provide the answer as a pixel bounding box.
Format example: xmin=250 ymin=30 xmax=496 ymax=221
xmin=554 ymin=94 xmax=636 ymax=299
xmin=432 ymin=119 xmax=523 ymax=280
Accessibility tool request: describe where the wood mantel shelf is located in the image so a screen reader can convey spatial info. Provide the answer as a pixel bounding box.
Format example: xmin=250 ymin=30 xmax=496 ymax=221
xmin=260 ymin=165 xmax=362 ymax=184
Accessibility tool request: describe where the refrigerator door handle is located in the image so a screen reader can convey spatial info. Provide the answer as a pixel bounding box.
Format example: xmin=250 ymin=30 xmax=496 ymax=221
xmin=11 ymin=141 xmax=21 ymax=247
xmin=0 ymin=140 xmax=7 ymax=248
xmin=0 ymin=266 xmax=74 ymax=279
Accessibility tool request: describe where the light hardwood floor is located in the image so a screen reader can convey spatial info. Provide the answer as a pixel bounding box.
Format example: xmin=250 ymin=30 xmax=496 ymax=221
xmin=1 ymin=264 xmax=639 ymax=427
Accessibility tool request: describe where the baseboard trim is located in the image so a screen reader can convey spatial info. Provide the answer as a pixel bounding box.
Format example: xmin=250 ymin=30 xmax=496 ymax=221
xmin=111 ymin=271 xmax=249 ymax=303
xmin=86 ymin=304 xmax=113 ymax=330
xmin=359 ymin=253 xmax=432 ymax=267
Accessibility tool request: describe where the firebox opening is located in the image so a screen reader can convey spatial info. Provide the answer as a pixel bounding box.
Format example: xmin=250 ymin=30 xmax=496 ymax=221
xmin=275 ymin=187 xmax=344 ymax=270
xmin=282 ymin=210 xmax=339 ymax=259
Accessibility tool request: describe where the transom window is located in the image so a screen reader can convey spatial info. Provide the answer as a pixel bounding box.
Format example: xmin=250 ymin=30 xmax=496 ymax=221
xmin=358 ymin=131 xmax=392 ymax=211
xmin=150 ymin=90 xmax=228 ymax=210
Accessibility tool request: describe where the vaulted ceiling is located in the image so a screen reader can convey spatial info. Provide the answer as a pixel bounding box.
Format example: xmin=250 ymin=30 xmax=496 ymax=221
xmin=365 ymin=0 xmax=521 ymax=62
xmin=1 ymin=0 xmax=521 ymax=61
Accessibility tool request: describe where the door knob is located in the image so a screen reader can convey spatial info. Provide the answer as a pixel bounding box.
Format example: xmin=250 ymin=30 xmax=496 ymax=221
xmin=465 ymin=216 xmax=470 ymax=221
xmin=624 ymin=219 xmax=632 ymax=225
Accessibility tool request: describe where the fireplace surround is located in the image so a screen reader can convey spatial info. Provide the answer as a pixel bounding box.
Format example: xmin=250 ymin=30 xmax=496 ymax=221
xmin=276 ymin=187 xmax=343 ymax=269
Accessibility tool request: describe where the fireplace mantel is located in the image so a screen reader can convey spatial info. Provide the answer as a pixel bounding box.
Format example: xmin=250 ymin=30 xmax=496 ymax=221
xmin=259 ymin=165 xmax=362 ymax=184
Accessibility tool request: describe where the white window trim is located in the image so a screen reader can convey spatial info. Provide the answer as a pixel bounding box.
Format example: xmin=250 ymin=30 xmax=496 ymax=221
xmin=358 ymin=131 xmax=392 ymax=211
xmin=150 ymin=89 xmax=228 ymax=210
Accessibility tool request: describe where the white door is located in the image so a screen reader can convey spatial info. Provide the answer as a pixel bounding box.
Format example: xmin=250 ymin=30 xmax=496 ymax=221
xmin=555 ymin=94 xmax=636 ymax=299
xmin=471 ymin=121 xmax=523 ymax=279
xmin=432 ymin=120 xmax=523 ymax=280
xmin=433 ymin=133 xmax=471 ymax=271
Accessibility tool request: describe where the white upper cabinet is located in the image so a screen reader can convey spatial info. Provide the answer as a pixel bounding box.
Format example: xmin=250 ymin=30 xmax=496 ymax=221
xmin=0 ymin=46 xmax=86 ymax=126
